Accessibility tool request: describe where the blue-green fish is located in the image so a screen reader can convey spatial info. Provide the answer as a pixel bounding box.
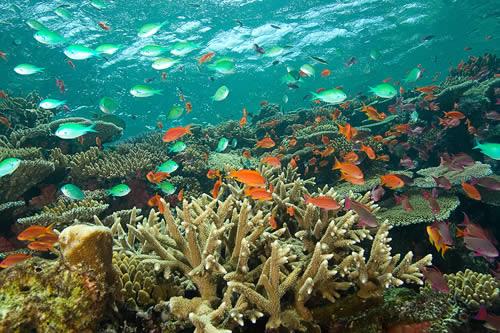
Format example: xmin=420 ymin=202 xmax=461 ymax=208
xmin=39 ymin=99 xmax=66 ymax=109
xmin=157 ymin=160 xmax=179 ymax=174
xmin=263 ymin=46 xmax=284 ymax=57
xmin=106 ymin=184 xmax=131 ymax=197
xmin=0 ymin=158 xmax=21 ymax=178
xmin=474 ymin=141 xmax=500 ymax=160
xmin=167 ymin=105 xmax=184 ymax=120
xmin=300 ymin=64 xmax=315 ymax=77
xmin=170 ymin=41 xmax=199 ymax=56
xmin=99 ymin=97 xmax=118 ymax=114
xmin=216 ymin=137 xmax=229 ymax=152
xmin=152 ymin=57 xmax=178 ymax=70
xmin=212 ymin=85 xmax=229 ymax=101
xmin=26 ymin=19 xmax=48 ymax=31
xmin=168 ymin=141 xmax=186 ymax=153
xmin=64 ymin=45 xmax=100 ymax=60
xmin=54 ymin=6 xmax=73 ymax=19
xmin=90 ymin=0 xmax=108 ymax=10
xmin=14 ymin=64 xmax=44 ymax=75
xmin=369 ymin=83 xmax=397 ymax=99
xmin=139 ymin=44 xmax=168 ymax=57
xmin=95 ymin=44 xmax=121 ymax=55
xmin=311 ymin=88 xmax=346 ymax=104
xmin=207 ymin=58 xmax=235 ymax=74
xmin=34 ymin=29 xmax=66 ymax=45
xmin=130 ymin=85 xmax=162 ymax=97
xmin=231 ymin=138 xmax=237 ymax=148
xmin=138 ymin=21 xmax=167 ymax=38
xmin=55 ymin=122 xmax=96 ymax=139
xmin=61 ymin=183 xmax=85 ymax=200
xmin=403 ymin=68 xmax=422 ymax=83
xmin=157 ymin=181 xmax=176 ymax=195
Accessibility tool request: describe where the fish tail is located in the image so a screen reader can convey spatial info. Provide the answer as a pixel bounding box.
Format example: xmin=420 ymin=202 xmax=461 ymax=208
xmin=333 ymin=157 xmax=342 ymax=170
xmin=310 ymin=92 xmax=319 ymax=100
xmin=154 ymin=89 xmax=163 ymax=95
xmin=87 ymin=123 xmax=97 ymax=132
xmin=472 ymin=138 xmax=481 ymax=149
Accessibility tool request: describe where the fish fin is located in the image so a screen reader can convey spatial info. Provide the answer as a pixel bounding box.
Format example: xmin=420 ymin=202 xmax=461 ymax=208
xmin=310 ymin=92 xmax=319 ymax=100
xmin=475 ymin=306 xmax=488 ymax=321
xmin=154 ymin=89 xmax=163 ymax=95
xmin=473 ymin=139 xmax=481 ymax=149
xmin=333 ymin=157 xmax=342 ymax=170
xmin=344 ymin=196 xmax=351 ymax=210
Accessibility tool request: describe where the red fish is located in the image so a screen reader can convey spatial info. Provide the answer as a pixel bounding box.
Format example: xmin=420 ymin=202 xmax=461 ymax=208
xmin=426 ymin=221 xmax=452 ymax=257
xmin=211 ymin=177 xmax=222 ymax=198
xmin=261 ymin=156 xmax=281 ymax=168
xmin=432 ymin=176 xmax=452 ymax=190
xmin=55 ymin=79 xmax=65 ymax=93
xmin=17 ymin=224 xmax=56 ymax=242
xmin=360 ymin=144 xmax=375 ymax=159
xmin=95 ymin=136 xmax=103 ymax=150
xmin=147 ymin=194 xmax=166 ymax=214
xmin=440 ymin=152 xmax=474 ymax=171
xmin=98 ymin=21 xmax=111 ymax=30
xmin=371 ymin=185 xmax=385 ymax=202
xmin=228 ymin=169 xmax=266 ymax=187
xmin=244 ymin=187 xmax=273 ymax=201
xmin=338 ymin=123 xmax=357 ymax=141
xmin=472 ymin=177 xmax=500 ymax=191
xmin=198 ymin=52 xmax=215 ymax=65
xmin=27 ymin=241 xmax=54 ymax=252
xmin=185 ymin=102 xmax=192 ymax=114
xmin=0 ymin=253 xmax=31 ymax=268
xmin=461 ymin=181 xmax=481 ymax=200
xmin=344 ymin=197 xmax=378 ymax=228
xmin=304 ymin=195 xmax=340 ymax=211
xmin=162 ymin=125 xmax=192 ymax=142
xmin=0 ymin=51 xmax=7 ymax=61
xmin=320 ymin=69 xmax=331 ymax=77
xmin=475 ymin=307 xmax=500 ymax=331
xmin=421 ymin=267 xmax=449 ymax=293
xmin=239 ymin=108 xmax=247 ymax=128
xmin=380 ymin=174 xmax=406 ymax=189
xmin=422 ymin=190 xmax=440 ymax=215
xmin=269 ymin=215 xmax=278 ymax=230
xmin=177 ymin=189 xmax=184 ymax=202
xmin=464 ymin=236 xmax=498 ymax=259
xmin=255 ymin=137 xmax=275 ymax=149
xmin=146 ymin=171 xmax=170 ymax=184
xmin=394 ymin=193 xmax=413 ymax=212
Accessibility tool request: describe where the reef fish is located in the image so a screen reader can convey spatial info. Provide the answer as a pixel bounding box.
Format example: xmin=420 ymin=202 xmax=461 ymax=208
xmin=0 ymin=253 xmax=32 ymax=268
xmin=99 ymin=96 xmax=118 ymax=114
xmin=216 ymin=137 xmax=229 ymax=152
xmin=138 ymin=21 xmax=167 ymax=38
xmin=95 ymin=44 xmax=121 ymax=55
xmin=261 ymin=156 xmax=281 ymax=168
xmin=344 ymin=197 xmax=377 ymax=227
xmin=472 ymin=177 xmax=500 ymax=191
xmin=380 ymin=174 xmax=406 ymax=189
xmin=162 ymin=125 xmax=192 ymax=142
xmin=54 ymin=6 xmax=73 ymax=19
xmin=212 ymin=85 xmax=229 ymax=101
xmin=17 ymin=224 xmax=56 ymax=242
xmin=403 ymin=67 xmax=422 ymax=83
xmin=130 ymin=84 xmax=162 ymax=97
xmin=255 ymin=137 xmax=275 ymax=149
xmin=55 ymin=122 xmax=96 ymax=139
xmin=106 ymin=184 xmax=131 ymax=197
xmin=168 ymin=141 xmax=187 ymax=153
xmin=139 ymin=44 xmax=168 ymax=57
xmin=475 ymin=307 xmax=500 ymax=331
xmin=34 ymin=29 xmax=66 ymax=45
xmin=64 ymin=45 xmax=100 ymax=60
xmin=311 ymin=88 xmax=346 ymax=105
xmin=167 ymin=105 xmax=184 ymax=120
xmin=157 ymin=160 xmax=179 ymax=174
xmin=426 ymin=221 xmax=453 ymax=257
xmin=152 ymin=57 xmax=178 ymax=70
xmin=157 ymin=181 xmax=176 ymax=195
xmin=461 ymin=181 xmax=481 ymax=201
xmin=0 ymin=157 xmax=21 ymax=178
xmin=464 ymin=236 xmax=498 ymax=259
xmin=170 ymin=41 xmax=199 ymax=56
xmin=244 ymin=187 xmax=273 ymax=201
xmin=61 ymin=183 xmax=85 ymax=200
xmin=14 ymin=63 xmax=44 ymax=75
xmin=304 ymin=195 xmax=340 ymax=211
xmin=228 ymin=169 xmax=266 ymax=187
xmin=369 ymin=83 xmax=397 ymax=99
xmin=207 ymin=58 xmax=235 ymax=74
xmin=473 ymin=141 xmax=500 ymax=160
xmin=421 ymin=267 xmax=449 ymax=292
xmin=39 ymin=98 xmax=66 ymax=109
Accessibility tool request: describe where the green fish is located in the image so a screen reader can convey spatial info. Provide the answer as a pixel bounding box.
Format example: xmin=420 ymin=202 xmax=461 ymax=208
xmin=99 ymin=97 xmax=118 ymax=114
xmin=170 ymin=41 xmax=199 ymax=56
xmin=138 ymin=21 xmax=167 ymax=38
xmin=152 ymin=57 xmax=178 ymax=70
xmin=167 ymin=105 xmax=184 ymax=120
xmin=207 ymin=58 xmax=235 ymax=74
xmin=39 ymin=98 xmax=66 ymax=109
xmin=369 ymin=49 xmax=380 ymax=60
xmin=311 ymin=88 xmax=347 ymax=104
xmin=231 ymin=138 xmax=238 ymax=148
xmin=474 ymin=141 xmax=500 ymax=160
xmin=300 ymin=64 xmax=315 ymax=77
xmin=168 ymin=141 xmax=186 ymax=153
xmin=95 ymin=43 xmax=121 ymax=55
xmin=130 ymin=85 xmax=162 ymax=97
xmin=0 ymin=157 xmax=21 ymax=178
xmin=157 ymin=181 xmax=176 ymax=195
xmin=410 ymin=111 xmax=419 ymax=123
xmin=90 ymin=0 xmax=108 ymax=10
xmin=263 ymin=46 xmax=284 ymax=57
xmin=34 ymin=29 xmax=66 ymax=45
xmin=55 ymin=122 xmax=96 ymax=139
xmin=106 ymin=184 xmax=131 ymax=197
xmin=212 ymin=85 xmax=229 ymax=101
xmin=403 ymin=67 xmax=422 ymax=83
xmin=369 ymin=83 xmax=397 ymax=99
xmin=14 ymin=64 xmax=44 ymax=75
xmin=216 ymin=137 xmax=229 ymax=152
xmin=26 ymin=19 xmax=48 ymax=31
xmin=64 ymin=45 xmax=100 ymax=60
xmin=61 ymin=183 xmax=85 ymax=200
xmin=54 ymin=6 xmax=73 ymax=19
xmin=139 ymin=44 xmax=168 ymax=57
xmin=157 ymin=160 xmax=179 ymax=174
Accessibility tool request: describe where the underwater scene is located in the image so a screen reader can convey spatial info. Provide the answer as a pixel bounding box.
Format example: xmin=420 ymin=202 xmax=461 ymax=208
xmin=0 ymin=0 xmax=499 ymax=332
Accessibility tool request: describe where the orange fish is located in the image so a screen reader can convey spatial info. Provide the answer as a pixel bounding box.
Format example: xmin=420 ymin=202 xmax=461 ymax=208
xmin=17 ymin=224 xmax=55 ymax=242
xmin=320 ymin=69 xmax=331 ymax=77
xmin=380 ymin=174 xmax=405 ymax=189
xmin=261 ymin=156 xmax=281 ymax=168
xmin=0 ymin=115 xmax=11 ymax=128
xmin=255 ymin=137 xmax=276 ymax=149
xmin=331 ymin=108 xmax=341 ymax=120
xmin=461 ymin=182 xmax=481 ymax=201
xmin=333 ymin=158 xmax=364 ymax=182
xmin=185 ymin=102 xmax=192 ymax=114
xmin=162 ymin=125 xmax=192 ymax=142
xmin=287 ymin=206 xmax=295 ymax=216
xmin=338 ymin=123 xmax=357 ymax=141
xmin=304 ymin=195 xmax=340 ymax=210
xmin=242 ymin=150 xmax=251 ymax=159
xmin=289 ymin=157 xmax=298 ymax=168
xmin=239 ymin=108 xmax=247 ymax=128
xmin=27 ymin=241 xmax=54 ymax=252
xmin=343 ymin=151 xmax=359 ymax=164
xmin=416 ymin=85 xmax=439 ymax=94
xmin=269 ymin=215 xmax=278 ymax=230
xmin=360 ymin=144 xmax=376 ymax=160
xmin=98 ymin=21 xmax=111 ymax=30
xmin=198 ymin=51 xmax=215 ymax=65
xmin=146 ymin=171 xmax=171 ymax=184
xmin=0 ymin=253 xmax=31 ymax=268
xmin=228 ymin=169 xmax=266 ymax=187
xmin=244 ymin=187 xmax=273 ymax=201
xmin=423 ymin=94 xmax=437 ymax=102
xmin=342 ymin=173 xmax=365 ymax=185
xmin=95 ymin=136 xmax=103 ymax=150
xmin=211 ymin=178 xmax=222 ymax=198
xmin=376 ymin=154 xmax=390 ymax=162
xmin=147 ymin=194 xmax=166 ymax=214
xmin=426 ymin=225 xmax=451 ymax=257
xmin=320 ymin=146 xmax=335 ymax=158
xmin=177 ymin=189 xmax=184 ymax=202
xmin=321 ymin=135 xmax=330 ymax=145
xmin=443 ymin=111 xmax=465 ymax=119
xmin=0 ymin=51 xmax=7 ymax=61
xmin=206 ymin=169 xmax=221 ymax=179
xmin=361 ymin=103 xmax=386 ymax=121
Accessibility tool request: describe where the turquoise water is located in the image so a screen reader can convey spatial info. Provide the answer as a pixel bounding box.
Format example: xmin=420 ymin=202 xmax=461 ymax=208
xmin=0 ymin=0 xmax=498 ymax=136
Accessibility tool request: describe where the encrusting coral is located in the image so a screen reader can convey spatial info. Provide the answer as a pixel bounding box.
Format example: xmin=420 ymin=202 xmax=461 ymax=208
xmin=444 ymin=269 xmax=499 ymax=309
xmin=102 ymin=173 xmax=432 ymax=332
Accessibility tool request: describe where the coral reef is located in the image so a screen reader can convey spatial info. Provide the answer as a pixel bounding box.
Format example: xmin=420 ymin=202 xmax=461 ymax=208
xmin=444 ymin=269 xmax=499 ymax=309
xmin=414 ymin=162 xmax=492 ymax=188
